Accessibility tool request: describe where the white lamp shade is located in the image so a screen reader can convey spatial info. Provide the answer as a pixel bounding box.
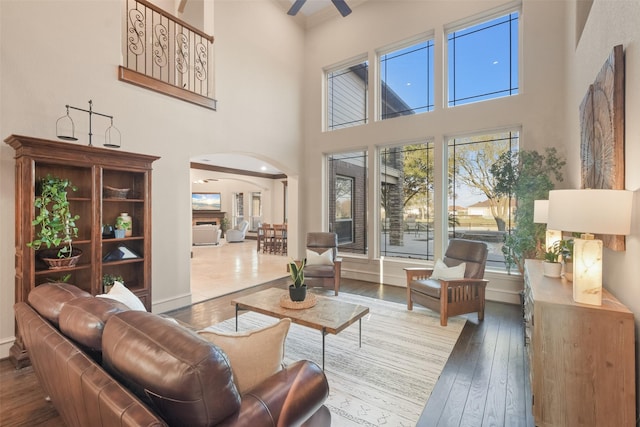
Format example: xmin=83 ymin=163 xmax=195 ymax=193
xmin=548 ymin=189 xmax=633 ymax=236
xmin=533 ymin=200 xmax=549 ymax=223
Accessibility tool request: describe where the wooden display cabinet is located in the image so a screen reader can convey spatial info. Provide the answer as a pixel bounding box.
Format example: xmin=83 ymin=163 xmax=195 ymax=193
xmin=5 ymin=134 xmax=159 ymax=367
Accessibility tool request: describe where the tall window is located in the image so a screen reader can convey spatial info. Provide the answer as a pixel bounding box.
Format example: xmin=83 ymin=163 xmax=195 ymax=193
xmin=380 ymin=142 xmax=434 ymax=260
xmin=233 ymin=192 xmax=244 ymax=226
xmin=326 ymin=60 xmax=368 ymax=131
xmin=447 ymin=11 xmax=519 ymax=107
xmin=335 ymin=176 xmax=354 ymax=244
xmin=250 ymin=192 xmax=262 ymax=231
xmin=448 ymin=130 xmax=519 ymax=269
xmin=380 ymin=39 xmax=434 ymax=120
xmin=327 ymin=151 xmax=367 ymax=254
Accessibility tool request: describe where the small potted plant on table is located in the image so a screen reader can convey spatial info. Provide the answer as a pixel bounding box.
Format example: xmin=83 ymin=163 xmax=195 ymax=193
xmin=288 ymin=258 xmax=307 ymax=302
xmin=542 ymin=241 xmax=562 ymax=278
xmin=28 ymin=174 xmax=81 ymax=269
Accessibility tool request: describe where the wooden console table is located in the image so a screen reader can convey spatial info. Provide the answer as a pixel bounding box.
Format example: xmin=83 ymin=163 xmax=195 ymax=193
xmin=523 ymin=259 xmax=635 ymax=426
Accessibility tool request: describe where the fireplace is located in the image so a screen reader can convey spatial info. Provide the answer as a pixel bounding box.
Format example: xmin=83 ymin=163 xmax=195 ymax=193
xmin=192 ymin=211 xmax=226 ymax=226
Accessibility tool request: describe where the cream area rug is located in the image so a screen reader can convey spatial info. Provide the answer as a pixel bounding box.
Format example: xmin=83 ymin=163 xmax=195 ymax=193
xmin=207 ymin=292 xmax=465 ymax=427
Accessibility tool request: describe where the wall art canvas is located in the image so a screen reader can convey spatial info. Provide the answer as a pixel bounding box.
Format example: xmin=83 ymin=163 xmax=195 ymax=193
xmin=579 ymin=44 xmax=625 ymax=250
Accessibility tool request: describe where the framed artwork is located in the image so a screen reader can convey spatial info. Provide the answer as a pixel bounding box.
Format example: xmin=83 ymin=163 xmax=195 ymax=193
xmin=579 ymin=44 xmax=625 ymax=251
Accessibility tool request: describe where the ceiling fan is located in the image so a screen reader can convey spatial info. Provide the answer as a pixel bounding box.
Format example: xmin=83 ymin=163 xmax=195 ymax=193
xmin=288 ymin=0 xmax=352 ymax=17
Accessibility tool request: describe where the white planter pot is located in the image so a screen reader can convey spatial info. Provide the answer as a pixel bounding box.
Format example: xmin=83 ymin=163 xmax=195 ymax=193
xmin=543 ymin=261 xmax=562 ymax=278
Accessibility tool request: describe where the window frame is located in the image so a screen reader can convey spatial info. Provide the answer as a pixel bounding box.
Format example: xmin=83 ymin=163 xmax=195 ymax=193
xmin=377 ymin=33 xmax=435 ymax=121
xmin=445 ymin=5 xmax=521 ymax=108
xmin=324 ymin=56 xmax=369 ymax=132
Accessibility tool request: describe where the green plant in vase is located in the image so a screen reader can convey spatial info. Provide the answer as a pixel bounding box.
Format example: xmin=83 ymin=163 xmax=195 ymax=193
xmin=288 ymin=258 xmax=307 ymax=302
xmin=115 ymin=213 xmax=132 ymax=237
xmin=27 ymin=174 xmax=80 ymax=262
xmin=541 ymin=241 xmax=562 ymax=278
xmin=102 ymin=273 xmax=124 ymax=293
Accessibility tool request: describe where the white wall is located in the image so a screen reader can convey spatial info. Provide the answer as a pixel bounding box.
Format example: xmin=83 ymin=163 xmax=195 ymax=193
xmin=0 ymin=0 xmax=304 ymax=358
xmin=300 ymin=0 xmax=569 ymax=301
xmin=563 ymin=0 xmax=640 ymax=405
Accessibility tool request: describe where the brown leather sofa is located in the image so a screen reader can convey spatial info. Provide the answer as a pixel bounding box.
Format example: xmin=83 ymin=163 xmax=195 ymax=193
xmin=14 ymin=283 xmax=331 ymax=427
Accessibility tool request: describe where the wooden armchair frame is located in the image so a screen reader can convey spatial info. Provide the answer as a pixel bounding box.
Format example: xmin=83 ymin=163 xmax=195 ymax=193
xmin=405 ymin=239 xmax=489 ymax=326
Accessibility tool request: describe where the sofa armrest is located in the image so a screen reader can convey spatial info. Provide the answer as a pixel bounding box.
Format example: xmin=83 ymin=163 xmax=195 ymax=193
xmin=219 ymin=360 xmax=330 ymax=427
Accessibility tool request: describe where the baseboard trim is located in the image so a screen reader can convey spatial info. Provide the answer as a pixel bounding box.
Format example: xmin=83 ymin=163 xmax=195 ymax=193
xmin=0 ymin=336 xmax=15 ymax=360
xmin=152 ymin=292 xmax=193 ymax=314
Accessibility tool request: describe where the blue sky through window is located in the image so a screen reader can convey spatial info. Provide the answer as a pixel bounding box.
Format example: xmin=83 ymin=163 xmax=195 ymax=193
xmin=380 ymin=40 xmax=434 ymax=118
xmin=448 ymin=12 xmax=519 ymax=106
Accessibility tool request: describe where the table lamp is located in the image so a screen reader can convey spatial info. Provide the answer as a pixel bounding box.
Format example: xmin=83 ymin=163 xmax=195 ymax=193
xmin=547 ymin=189 xmax=633 ymax=305
xmin=533 ymin=200 xmax=561 ymax=252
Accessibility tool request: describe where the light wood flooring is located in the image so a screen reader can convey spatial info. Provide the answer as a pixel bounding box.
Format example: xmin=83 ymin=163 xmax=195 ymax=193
xmin=1 ymin=246 xmax=534 ymax=427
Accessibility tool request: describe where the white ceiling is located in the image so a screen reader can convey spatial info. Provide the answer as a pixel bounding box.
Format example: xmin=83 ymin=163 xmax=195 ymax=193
xmin=192 ymin=153 xmax=284 ymax=175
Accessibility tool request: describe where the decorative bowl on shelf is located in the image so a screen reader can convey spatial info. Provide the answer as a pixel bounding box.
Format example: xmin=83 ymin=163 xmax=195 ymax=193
xmin=104 ymin=185 xmax=130 ymax=199
xmin=39 ymin=248 xmax=83 ymax=270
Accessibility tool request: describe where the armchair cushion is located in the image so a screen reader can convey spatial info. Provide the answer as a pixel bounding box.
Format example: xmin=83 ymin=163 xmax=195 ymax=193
xmin=410 ymin=279 xmax=443 ymax=299
xmin=306 ymin=248 xmax=334 ymax=266
xmin=198 ymin=318 xmax=291 ymax=393
xmin=430 ymin=259 xmax=466 ymax=280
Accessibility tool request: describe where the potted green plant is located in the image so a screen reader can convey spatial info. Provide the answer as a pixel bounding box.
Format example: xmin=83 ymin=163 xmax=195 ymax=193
xmin=288 ymin=258 xmax=307 ymax=302
xmin=115 ymin=213 xmax=132 ymax=238
xmin=102 ymin=273 xmax=124 ymax=293
xmin=491 ymin=148 xmax=566 ymax=274
xmin=542 ymin=241 xmax=562 ymax=278
xmin=27 ymin=174 xmax=81 ymax=269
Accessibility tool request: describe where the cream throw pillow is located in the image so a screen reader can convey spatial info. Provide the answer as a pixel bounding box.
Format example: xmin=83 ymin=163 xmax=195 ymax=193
xmin=198 ymin=318 xmax=291 ymax=393
xmin=306 ymin=248 xmax=334 ymax=266
xmin=430 ymin=259 xmax=466 ymax=280
xmin=96 ymin=281 xmax=146 ymax=311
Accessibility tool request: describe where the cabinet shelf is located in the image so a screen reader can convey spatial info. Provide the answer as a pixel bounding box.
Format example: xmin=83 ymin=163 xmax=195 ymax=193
xmin=103 ymin=258 xmax=144 ymax=267
xmin=34 ymin=264 xmax=91 ymax=275
xmin=103 ymin=198 xmax=144 ymax=203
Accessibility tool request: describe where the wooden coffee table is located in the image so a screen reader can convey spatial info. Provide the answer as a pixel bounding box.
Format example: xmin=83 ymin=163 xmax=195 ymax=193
xmin=231 ymin=287 xmax=370 ymax=369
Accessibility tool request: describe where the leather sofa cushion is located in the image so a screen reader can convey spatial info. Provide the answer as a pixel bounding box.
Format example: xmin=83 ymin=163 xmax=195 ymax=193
xmin=59 ymin=296 xmax=129 ymax=351
xmin=103 ymin=311 xmax=241 ymax=427
xmin=28 ymin=283 xmax=91 ymax=326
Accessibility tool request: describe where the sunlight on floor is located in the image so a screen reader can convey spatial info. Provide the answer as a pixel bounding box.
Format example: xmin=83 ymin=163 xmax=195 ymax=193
xmin=190 ymin=239 xmax=288 ymax=303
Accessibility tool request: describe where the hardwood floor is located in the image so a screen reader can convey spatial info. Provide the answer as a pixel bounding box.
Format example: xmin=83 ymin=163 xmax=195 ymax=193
xmin=0 ymin=277 xmax=533 ymax=427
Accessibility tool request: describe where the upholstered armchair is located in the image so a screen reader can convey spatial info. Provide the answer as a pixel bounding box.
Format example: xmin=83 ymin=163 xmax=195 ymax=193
xmin=226 ymin=220 xmax=250 ymax=242
xmin=405 ymin=239 xmax=489 ymax=326
xmin=192 ymin=224 xmax=221 ymax=245
xmin=304 ymin=232 xmax=342 ymax=296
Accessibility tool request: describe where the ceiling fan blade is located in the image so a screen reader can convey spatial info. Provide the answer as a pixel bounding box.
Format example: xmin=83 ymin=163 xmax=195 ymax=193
xmin=287 ymin=0 xmax=307 ymax=16
xmin=331 ymin=0 xmax=352 ymax=17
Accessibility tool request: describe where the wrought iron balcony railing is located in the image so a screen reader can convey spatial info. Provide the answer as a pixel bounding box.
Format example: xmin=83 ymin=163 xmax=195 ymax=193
xmin=119 ymin=0 xmax=216 ymax=110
